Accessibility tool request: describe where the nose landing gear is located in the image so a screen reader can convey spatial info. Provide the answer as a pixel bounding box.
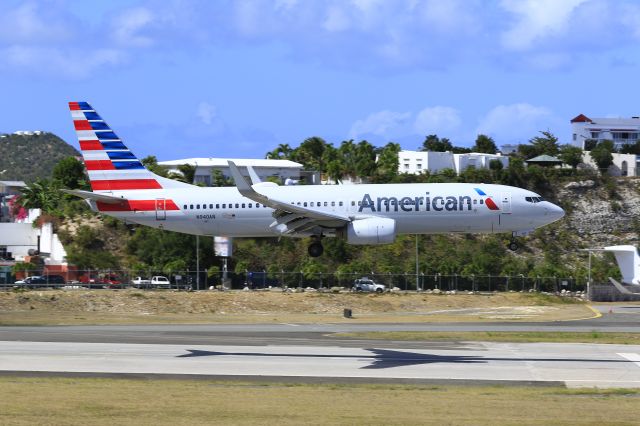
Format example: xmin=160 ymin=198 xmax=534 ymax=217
xmin=508 ymin=241 xmax=519 ymax=251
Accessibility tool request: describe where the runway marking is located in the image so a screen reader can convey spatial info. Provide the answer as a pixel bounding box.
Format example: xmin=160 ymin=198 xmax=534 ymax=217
xmin=281 ymin=323 xmax=300 ymax=327
xmin=618 ymin=353 xmax=640 ymax=368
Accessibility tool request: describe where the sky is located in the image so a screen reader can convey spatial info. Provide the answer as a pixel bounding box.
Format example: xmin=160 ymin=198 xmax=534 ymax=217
xmin=1 ymin=0 xmax=640 ymax=160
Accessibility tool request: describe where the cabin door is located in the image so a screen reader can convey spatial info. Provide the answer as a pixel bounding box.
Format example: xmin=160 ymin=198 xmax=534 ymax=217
xmin=155 ymin=198 xmax=167 ymax=220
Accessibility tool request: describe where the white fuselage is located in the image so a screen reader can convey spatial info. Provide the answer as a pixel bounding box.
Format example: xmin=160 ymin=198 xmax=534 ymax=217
xmin=96 ymin=182 xmax=565 ymax=238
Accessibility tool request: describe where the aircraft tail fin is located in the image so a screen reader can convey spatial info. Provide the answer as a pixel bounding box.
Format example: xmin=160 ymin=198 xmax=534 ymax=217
xmin=68 ymin=101 xmax=191 ymax=192
xmin=603 ymin=245 xmax=640 ymax=285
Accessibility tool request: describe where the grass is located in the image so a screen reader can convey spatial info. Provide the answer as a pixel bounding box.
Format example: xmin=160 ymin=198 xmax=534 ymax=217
xmin=333 ymin=331 xmax=640 ymax=345
xmin=0 ymin=377 xmax=638 ymax=425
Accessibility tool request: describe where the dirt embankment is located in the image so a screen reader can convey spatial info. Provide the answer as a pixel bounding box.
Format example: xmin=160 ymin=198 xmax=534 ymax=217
xmin=0 ymin=290 xmax=592 ymax=325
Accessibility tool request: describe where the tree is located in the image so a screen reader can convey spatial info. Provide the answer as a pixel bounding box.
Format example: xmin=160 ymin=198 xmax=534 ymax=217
xmin=373 ymin=142 xmax=401 ymax=182
xmin=266 ymin=143 xmax=294 ymax=159
xmin=559 ymin=145 xmax=584 ymax=169
xmin=18 ymin=178 xmax=61 ymax=212
xmin=291 ymin=137 xmax=328 ymax=172
xmin=52 ymin=157 xmax=86 ymax=189
xmin=354 ymin=140 xmax=377 ymax=179
xmin=176 ymin=164 xmax=196 ymax=184
xmin=472 ymin=134 xmax=497 ymax=154
xmin=620 ymin=140 xmax=640 ymax=155
xmin=141 ymin=156 xmax=168 ymax=177
xmin=590 ymin=140 xmax=614 ymax=171
xmin=211 ymin=169 xmax=233 ymax=187
xmin=529 ymin=131 xmax=560 ymax=156
xmin=420 ymin=135 xmax=453 ymax=152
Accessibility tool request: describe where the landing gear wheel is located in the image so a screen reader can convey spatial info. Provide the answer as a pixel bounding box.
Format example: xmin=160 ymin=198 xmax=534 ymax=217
xmin=508 ymin=241 xmax=519 ymax=251
xmin=308 ymin=242 xmax=324 ymax=257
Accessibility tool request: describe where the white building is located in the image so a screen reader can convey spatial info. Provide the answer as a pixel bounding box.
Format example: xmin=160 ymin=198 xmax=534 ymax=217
xmin=158 ymin=158 xmax=305 ymax=186
xmin=0 ymin=209 xmax=67 ymax=264
xmin=398 ymin=150 xmax=509 ymax=175
xmin=582 ymin=152 xmax=639 ymax=177
xmin=571 ymin=114 xmax=640 ymax=150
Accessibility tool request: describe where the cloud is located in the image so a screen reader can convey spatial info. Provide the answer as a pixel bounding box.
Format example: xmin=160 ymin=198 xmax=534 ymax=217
xmin=413 ymin=106 xmax=461 ymax=136
xmin=0 ymin=2 xmax=74 ymax=44
xmin=476 ymin=103 xmax=552 ymax=143
xmin=0 ymin=46 xmax=126 ymax=79
xmin=349 ymin=110 xmax=412 ymax=139
xmin=197 ymin=102 xmax=217 ymax=125
xmin=111 ymin=7 xmax=155 ymax=47
xmin=500 ymin=0 xmax=587 ymax=51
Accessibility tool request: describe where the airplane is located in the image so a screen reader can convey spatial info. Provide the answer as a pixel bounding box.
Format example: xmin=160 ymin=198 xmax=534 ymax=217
xmin=64 ymin=101 xmax=565 ymax=257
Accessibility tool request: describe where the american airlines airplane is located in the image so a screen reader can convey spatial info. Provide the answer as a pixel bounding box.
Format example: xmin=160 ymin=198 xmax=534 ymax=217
xmin=65 ymin=102 xmax=565 ymax=257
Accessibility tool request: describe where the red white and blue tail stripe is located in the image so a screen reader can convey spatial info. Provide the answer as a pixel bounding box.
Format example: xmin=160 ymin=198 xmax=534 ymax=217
xmin=69 ymin=101 xmax=188 ymax=193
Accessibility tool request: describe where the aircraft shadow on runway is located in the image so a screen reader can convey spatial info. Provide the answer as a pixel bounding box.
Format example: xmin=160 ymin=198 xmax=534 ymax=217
xmin=177 ymin=349 xmax=629 ymax=369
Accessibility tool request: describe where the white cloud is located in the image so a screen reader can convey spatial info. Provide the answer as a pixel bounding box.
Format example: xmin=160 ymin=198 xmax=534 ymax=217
xmin=111 ymin=7 xmax=155 ymax=47
xmin=500 ymin=0 xmax=587 ymax=51
xmin=414 ymin=106 xmax=461 ymax=136
xmin=0 ymin=46 xmax=126 ymax=79
xmin=197 ymin=102 xmax=217 ymax=125
xmin=476 ymin=103 xmax=552 ymax=143
xmin=0 ymin=2 xmax=73 ymax=44
xmin=349 ymin=110 xmax=411 ymax=139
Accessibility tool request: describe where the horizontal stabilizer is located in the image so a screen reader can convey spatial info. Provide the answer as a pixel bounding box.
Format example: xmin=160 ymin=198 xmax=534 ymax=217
xmin=61 ymin=189 xmax=128 ymax=204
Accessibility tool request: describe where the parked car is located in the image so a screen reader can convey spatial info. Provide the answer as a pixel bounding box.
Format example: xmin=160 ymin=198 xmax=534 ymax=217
xmin=14 ymin=275 xmax=65 ymax=287
xmin=352 ymin=277 xmax=386 ymax=293
xmin=131 ymin=277 xmax=152 ymax=288
xmin=78 ymin=274 xmax=123 ymax=289
xmin=150 ymin=276 xmax=171 ymax=289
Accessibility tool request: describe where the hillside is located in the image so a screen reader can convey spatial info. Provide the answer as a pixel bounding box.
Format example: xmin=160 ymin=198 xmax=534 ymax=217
xmin=0 ymin=132 xmax=79 ymax=182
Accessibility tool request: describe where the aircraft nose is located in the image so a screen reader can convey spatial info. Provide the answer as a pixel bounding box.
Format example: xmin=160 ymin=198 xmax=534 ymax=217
xmin=545 ymin=203 xmax=565 ymax=222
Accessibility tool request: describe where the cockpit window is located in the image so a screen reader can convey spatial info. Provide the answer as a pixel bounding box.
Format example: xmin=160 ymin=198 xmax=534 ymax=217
xmin=525 ymin=196 xmax=545 ymax=203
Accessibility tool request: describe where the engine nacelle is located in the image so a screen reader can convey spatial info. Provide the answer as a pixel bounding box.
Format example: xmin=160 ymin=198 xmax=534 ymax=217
xmin=344 ymin=217 xmax=396 ymax=245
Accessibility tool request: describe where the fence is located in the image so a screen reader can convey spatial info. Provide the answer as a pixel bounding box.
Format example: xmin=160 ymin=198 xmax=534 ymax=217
xmin=0 ymin=269 xmax=584 ymax=293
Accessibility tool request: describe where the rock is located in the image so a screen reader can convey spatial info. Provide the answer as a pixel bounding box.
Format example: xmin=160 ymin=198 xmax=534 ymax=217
xmin=565 ymin=182 xmax=580 ymax=189
xmin=432 ymin=288 xmax=442 ymax=294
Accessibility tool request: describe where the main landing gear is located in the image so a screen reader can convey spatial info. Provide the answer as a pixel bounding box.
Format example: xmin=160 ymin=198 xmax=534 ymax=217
xmin=308 ymin=236 xmax=324 ymax=257
xmin=508 ymin=231 xmax=521 ymax=251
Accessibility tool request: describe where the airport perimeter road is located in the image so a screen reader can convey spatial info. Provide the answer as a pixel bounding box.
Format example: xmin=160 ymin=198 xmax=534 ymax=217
xmin=1 ymin=340 xmax=640 ymax=389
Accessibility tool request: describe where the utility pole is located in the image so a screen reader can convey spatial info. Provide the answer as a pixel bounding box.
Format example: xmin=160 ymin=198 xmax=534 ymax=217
xmin=196 ymin=235 xmax=200 ymax=291
xmin=415 ymin=234 xmax=420 ymax=291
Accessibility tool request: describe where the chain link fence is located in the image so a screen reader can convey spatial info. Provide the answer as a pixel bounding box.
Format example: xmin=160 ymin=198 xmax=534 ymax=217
xmin=0 ymin=269 xmax=584 ymax=293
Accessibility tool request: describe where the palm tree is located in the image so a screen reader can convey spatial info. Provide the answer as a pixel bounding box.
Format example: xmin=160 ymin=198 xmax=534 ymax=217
xmin=18 ymin=179 xmax=61 ymax=213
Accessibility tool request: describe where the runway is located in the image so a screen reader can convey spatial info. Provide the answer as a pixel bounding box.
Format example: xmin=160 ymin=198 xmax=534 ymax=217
xmin=1 ymin=305 xmax=639 ymax=388
xmin=1 ymin=340 xmax=640 ymax=388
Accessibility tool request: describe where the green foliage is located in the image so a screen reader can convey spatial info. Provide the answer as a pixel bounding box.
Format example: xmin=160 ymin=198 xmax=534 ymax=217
xmin=589 ymin=140 xmax=614 ymax=171
xmin=18 ymin=178 xmax=62 ymax=213
xmin=0 ymin=132 xmax=79 ymax=183
xmin=140 ymin=156 xmax=168 ymax=177
xmin=420 ymin=134 xmax=453 ymax=152
xmin=211 ymin=170 xmax=233 ymax=187
xmin=472 ymin=134 xmax=497 ymax=154
xmin=52 ymin=157 xmax=87 ymax=189
xmin=558 ymin=145 xmax=584 ymax=169
xmin=518 ymin=131 xmax=560 ymax=159
xmin=619 ymin=140 xmax=640 ymax=155
xmin=63 ymin=225 xmax=119 ymax=269
xmin=11 ymin=262 xmax=37 ymax=274
xmin=176 ymin=164 xmax=196 ymax=184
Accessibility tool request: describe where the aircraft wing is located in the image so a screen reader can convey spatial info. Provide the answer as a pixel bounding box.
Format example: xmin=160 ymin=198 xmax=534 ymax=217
xmin=228 ymin=161 xmax=350 ymax=234
xmin=61 ymin=189 xmax=128 ymax=204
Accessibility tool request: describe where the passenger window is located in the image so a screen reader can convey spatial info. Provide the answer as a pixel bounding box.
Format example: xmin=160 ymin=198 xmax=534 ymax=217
xmin=473 ymin=199 xmax=477 ymax=205
xmin=304 ymin=202 xmax=308 ymax=207
xmin=190 ymin=205 xmax=194 ymax=209
xmin=183 ymin=205 xmax=187 ymax=210
xmin=339 ymin=201 xmax=343 ymax=206
xmin=242 ymin=203 xmax=246 ymax=208
xmin=196 ymin=204 xmax=200 ymax=209
xmin=216 ymin=204 xmax=220 ymax=209
xmin=331 ymin=201 xmax=335 ymax=206
xmin=480 ymin=199 xmax=484 ymax=205
xmin=351 ymin=201 xmax=355 ymax=206
xmin=209 ymin=204 xmax=213 ymax=209
xmin=310 ymin=202 xmax=314 ymax=207
xmin=235 ymin=203 xmax=239 ymax=208
xmin=249 ymin=203 xmax=252 ymax=208
xmin=297 ymin=202 xmax=301 ymax=205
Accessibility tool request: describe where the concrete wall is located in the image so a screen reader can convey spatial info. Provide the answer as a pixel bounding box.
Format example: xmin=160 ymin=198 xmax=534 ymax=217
xmin=582 ymin=152 xmax=638 ymax=176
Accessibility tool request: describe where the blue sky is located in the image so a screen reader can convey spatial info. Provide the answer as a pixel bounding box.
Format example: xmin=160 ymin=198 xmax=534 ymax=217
xmin=1 ymin=0 xmax=640 ymax=160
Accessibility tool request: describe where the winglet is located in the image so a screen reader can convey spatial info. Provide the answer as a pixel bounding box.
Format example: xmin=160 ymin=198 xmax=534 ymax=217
xmin=227 ymin=161 xmax=269 ymax=204
xmin=246 ymin=166 xmax=262 ymax=184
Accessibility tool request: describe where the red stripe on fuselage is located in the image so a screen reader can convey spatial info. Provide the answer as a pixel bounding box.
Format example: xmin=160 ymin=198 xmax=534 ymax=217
xmin=74 ymin=120 xmax=92 ymax=131
xmin=91 ymin=179 xmax=162 ymax=190
xmin=69 ymin=102 xmax=80 ymax=110
xmin=80 ymin=140 xmax=103 ymax=151
xmin=485 ymin=198 xmax=500 ymax=210
xmin=85 ymin=160 xmax=115 ymax=170
xmin=97 ymin=200 xmax=179 ymax=212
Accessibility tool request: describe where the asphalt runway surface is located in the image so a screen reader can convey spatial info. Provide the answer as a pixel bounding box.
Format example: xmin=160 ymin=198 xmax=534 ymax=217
xmin=1 ymin=304 xmax=639 ymax=388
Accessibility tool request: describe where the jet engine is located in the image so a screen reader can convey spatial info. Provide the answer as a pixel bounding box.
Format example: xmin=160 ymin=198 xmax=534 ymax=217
xmin=343 ymin=217 xmax=396 ymax=245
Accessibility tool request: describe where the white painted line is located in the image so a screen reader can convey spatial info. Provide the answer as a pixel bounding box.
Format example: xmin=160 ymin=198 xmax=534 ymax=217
xmin=618 ymin=353 xmax=640 ymax=367
xmin=281 ymin=323 xmax=300 ymax=327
